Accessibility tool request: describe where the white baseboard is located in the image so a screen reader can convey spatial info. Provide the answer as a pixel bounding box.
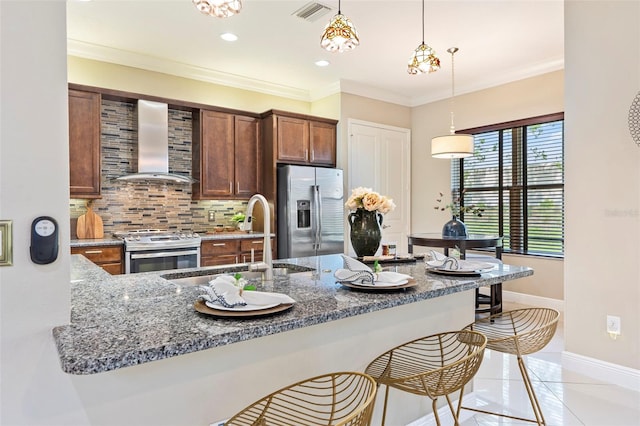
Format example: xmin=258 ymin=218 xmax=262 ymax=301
xmin=562 ymin=351 xmax=640 ymax=392
xmin=500 ymin=290 xmax=565 ymax=313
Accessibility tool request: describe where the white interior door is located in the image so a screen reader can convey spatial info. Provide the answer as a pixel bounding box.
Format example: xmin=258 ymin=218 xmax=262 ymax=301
xmin=348 ymin=119 xmax=411 ymax=254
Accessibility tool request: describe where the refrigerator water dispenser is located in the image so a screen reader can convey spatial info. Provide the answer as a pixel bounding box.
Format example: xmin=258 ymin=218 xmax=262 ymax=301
xmin=297 ymin=200 xmax=311 ymax=229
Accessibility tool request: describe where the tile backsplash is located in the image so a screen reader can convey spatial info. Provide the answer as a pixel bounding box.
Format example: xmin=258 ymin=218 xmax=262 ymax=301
xmin=70 ymin=99 xmax=247 ymax=236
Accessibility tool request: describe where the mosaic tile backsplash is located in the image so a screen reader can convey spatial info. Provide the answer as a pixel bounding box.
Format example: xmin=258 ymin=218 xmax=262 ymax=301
xmin=70 ymin=99 xmax=247 ymax=235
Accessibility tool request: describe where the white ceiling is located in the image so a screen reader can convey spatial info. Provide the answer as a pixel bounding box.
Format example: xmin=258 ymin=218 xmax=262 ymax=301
xmin=67 ymin=0 xmax=564 ymax=107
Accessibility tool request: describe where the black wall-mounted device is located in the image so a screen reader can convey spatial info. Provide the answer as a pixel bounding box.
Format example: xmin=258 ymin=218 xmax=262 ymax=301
xmin=30 ymin=216 xmax=59 ymax=264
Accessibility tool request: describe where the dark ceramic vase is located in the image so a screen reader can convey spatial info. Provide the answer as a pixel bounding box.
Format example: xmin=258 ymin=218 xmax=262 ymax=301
xmin=442 ymin=216 xmax=468 ymax=237
xmin=348 ymin=208 xmax=383 ymax=257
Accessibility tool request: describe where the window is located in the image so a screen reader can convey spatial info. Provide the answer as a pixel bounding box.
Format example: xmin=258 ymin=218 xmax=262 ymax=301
xmin=452 ymin=113 xmax=564 ymax=257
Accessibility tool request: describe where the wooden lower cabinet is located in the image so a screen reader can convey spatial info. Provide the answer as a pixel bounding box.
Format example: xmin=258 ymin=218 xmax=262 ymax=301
xmin=201 ymin=239 xmax=240 ymax=267
xmin=200 ymin=237 xmax=274 ymax=267
xmin=71 ymin=245 xmax=123 ymax=275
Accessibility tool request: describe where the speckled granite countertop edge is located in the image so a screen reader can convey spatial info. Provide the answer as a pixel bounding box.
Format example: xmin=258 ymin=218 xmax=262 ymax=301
xmin=53 ymin=254 xmax=533 ymax=375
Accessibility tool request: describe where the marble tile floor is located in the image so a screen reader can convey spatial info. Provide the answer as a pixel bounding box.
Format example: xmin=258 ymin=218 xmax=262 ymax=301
xmin=415 ymin=302 xmax=640 ymax=426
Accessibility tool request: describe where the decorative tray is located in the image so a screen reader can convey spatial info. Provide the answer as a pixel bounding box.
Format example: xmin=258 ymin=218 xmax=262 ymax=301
xmin=194 ymin=299 xmax=294 ymax=318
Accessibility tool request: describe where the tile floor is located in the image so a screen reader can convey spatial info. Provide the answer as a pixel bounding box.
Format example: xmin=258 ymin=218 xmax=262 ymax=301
xmin=430 ymin=303 xmax=640 ymax=426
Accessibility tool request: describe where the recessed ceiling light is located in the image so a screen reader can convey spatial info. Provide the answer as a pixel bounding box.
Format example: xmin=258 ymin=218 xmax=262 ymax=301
xmin=220 ymin=32 xmax=238 ymax=42
xmin=315 ymin=60 xmax=330 ymax=67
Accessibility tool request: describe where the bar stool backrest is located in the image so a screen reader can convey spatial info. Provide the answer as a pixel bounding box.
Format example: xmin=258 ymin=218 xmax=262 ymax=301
xmin=225 ymin=371 xmax=377 ymax=426
xmin=469 ymin=308 xmax=560 ymax=356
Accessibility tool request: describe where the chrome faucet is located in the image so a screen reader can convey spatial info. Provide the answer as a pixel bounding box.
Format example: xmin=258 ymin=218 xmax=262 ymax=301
xmin=243 ymin=194 xmax=273 ymax=281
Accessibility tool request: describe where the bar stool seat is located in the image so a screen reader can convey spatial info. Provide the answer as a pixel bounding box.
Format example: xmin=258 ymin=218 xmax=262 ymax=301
xmin=224 ymin=371 xmax=377 ymax=426
xmin=462 ymin=307 xmax=560 ymax=425
xmin=364 ymin=330 xmax=487 ymax=426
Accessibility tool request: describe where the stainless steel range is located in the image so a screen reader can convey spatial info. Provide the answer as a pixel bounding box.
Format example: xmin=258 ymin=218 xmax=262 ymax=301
xmin=115 ymin=229 xmax=201 ymax=274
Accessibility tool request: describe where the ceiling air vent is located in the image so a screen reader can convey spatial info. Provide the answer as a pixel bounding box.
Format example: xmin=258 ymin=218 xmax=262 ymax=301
xmin=292 ymin=2 xmax=332 ymax=22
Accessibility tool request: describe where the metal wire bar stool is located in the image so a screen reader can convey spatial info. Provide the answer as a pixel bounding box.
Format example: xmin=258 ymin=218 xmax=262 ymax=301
xmin=364 ymin=330 xmax=487 ymax=426
xmin=461 ymin=307 xmax=560 ymax=425
xmin=225 ymin=371 xmax=377 ymax=426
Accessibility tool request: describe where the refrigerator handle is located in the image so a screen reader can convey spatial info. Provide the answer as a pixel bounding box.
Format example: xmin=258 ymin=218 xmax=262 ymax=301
xmin=314 ymin=185 xmax=322 ymax=249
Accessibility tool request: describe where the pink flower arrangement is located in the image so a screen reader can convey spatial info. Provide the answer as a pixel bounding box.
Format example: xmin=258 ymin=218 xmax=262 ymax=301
xmin=345 ymin=187 xmax=396 ymax=214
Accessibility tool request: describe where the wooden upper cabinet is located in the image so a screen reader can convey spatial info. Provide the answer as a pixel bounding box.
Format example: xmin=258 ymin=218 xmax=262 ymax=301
xmin=69 ymin=89 xmax=101 ymax=198
xmin=270 ymin=112 xmax=337 ymax=167
xmin=193 ymin=110 xmax=260 ymax=200
xmin=234 ymin=115 xmax=260 ymax=197
xmin=277 ymin=116 xmax=309 ymax=163
xmin=309 ymin=120 xmax=336 ymax=166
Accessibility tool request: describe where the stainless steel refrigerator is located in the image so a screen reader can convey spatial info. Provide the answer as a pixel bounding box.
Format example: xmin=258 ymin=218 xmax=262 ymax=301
xmin=277 ymin=165 xmax=344 ymax=258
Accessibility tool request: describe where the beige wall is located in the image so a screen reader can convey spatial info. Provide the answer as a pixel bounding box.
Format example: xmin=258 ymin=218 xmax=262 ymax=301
xmin=410 ymin=70 xmax=565 ymax=301
xmin=564 ymin=0 xmax=639 ymax=369
xmin=69 ymin=56 xmax=315 ymax=116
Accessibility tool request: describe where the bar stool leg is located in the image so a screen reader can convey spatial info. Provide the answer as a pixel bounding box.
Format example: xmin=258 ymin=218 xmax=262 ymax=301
xmin=431 ymin=398 xmax=442 ymax=426
xmin=380 ymin=384 xmax=390 ymax=426
xmin=518 ymin=355 xmax=546 ymax=425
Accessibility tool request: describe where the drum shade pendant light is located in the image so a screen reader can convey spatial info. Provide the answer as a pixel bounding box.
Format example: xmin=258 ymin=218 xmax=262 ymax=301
xmin=192 ymin=0 xmax=242 ymax=18
xmin=408 ymin=0 xmax=440 ymax=74
xmin=431 ymin=47 xmax=474 ymax=158
xmin=320 ymin=0 xmax=360 ymax=53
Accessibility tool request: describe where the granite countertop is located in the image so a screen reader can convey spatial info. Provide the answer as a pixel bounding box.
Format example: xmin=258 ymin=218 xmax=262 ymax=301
xmin=69 ymin=232 xmax=273 ymax=247
xmin=53 ymin=254 xmax=533 ymax=375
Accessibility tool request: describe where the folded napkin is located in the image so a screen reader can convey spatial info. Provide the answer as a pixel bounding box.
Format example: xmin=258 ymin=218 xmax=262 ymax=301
xmin=426 ymin=250 xmax=460 ymax=270
xmin=241 ymin=291 xmax=295 ymax=306
xmin=198 ymin=275 xmax=246 ymax=308
xmin=334 ymin=255 xmax=412 ymax=285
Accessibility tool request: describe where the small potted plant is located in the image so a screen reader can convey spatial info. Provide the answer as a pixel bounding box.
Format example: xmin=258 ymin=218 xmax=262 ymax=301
xmin=231 ymin=212 xmax=248 ymax=231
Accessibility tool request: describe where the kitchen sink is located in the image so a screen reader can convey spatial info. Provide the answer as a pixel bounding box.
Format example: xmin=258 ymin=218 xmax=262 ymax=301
xmin=162 ymin=263 xmax=315 ymax=287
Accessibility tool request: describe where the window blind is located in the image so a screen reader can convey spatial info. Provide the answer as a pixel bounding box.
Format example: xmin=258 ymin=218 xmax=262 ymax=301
xmin=452 ymin=114 xmax=564 ymax=256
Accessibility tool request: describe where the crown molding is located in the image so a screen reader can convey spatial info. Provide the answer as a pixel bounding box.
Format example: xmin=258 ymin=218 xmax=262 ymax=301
xmin=67 ymin=39 xmax=312 ymax=102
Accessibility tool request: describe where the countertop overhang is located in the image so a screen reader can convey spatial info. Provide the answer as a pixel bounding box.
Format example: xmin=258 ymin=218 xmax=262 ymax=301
xmin=53 ymin=254 xmax=533 ymax=375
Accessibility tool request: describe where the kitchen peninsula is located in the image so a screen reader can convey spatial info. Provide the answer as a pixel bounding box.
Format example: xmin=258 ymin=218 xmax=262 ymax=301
xmin=54 ymin=254 xmax=532 ymax=424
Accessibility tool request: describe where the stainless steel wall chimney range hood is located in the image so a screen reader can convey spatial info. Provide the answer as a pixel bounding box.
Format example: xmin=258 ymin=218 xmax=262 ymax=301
xmin=116 ymin=100 xmax=195 ymax=184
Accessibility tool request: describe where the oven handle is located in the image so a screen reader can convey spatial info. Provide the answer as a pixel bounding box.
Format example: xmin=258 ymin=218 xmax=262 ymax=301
xmin=129 ymin=249 xmax=199 ymax=260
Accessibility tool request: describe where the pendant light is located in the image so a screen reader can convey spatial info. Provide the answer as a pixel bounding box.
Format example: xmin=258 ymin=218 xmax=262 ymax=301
xmin=192 ymin=0 xmax=242 ymax=18
xmin=408 ymin=0 xmax=440 ymax=74
xmin=431 ymin=47 xmax=474 ymax=158
xmin=320 ymin=0 xmax=360 ymax=53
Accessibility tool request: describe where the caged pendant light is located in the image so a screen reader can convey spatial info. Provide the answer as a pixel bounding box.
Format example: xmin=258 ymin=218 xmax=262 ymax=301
xmin=192 ymin=0 xmax=242 ymax=18
xmin=320 ymin=0 xmax=360 ymax=53
xmin=408 ymin=0 xmax=440 ymax=75
xmin=431 ymin=47 xmax=474 ymax=158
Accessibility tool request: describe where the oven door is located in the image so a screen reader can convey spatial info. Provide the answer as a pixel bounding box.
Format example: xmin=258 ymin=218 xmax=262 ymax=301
xmin=126 ymin=247 xmax=200 ymax=274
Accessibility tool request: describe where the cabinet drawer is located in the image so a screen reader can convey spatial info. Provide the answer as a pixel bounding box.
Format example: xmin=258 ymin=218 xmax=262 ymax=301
xmin=201 ymin=240 xmax=240 ymax=256
xmin=201 ymin=254 xmax=238 ymax=267
xmin=72 ymin=245 xmax=122 ymax=263
xmin=240 ymin=238 xmax=267 ymax=252
xmin=101 ymin=262 xmax=123 ymax=275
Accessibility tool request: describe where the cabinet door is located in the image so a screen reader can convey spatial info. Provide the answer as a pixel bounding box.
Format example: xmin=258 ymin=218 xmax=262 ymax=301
xmin=234 ymin=115 xmax=260 ymax=197
xmin=71 ymin=245 xmax=123 ymax=274
xmin=198 ymin=111 xmax=235 ymax=198
xmin=69 ymin=90 xmax=101 ymax=198
xmin=276 ymin=116 xmax=308 ymax=163
xmin=309 ymin=121 xmax=336 ymax=166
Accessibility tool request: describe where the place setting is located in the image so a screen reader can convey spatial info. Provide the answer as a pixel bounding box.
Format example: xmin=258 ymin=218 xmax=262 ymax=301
xmin=194 ymin=275 xmax=295 ymax=318
xmin=425 ymin=250 xmax=496 ymax=276
xmin=334 ymin=254 xmax=417 ymax=291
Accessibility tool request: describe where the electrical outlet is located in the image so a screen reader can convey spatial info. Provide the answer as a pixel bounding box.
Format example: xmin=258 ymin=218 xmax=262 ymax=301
xmin=607 ymin=315 xmax=621 ymax=338
xmin=208 ymin=210 xmax=215 ymax=222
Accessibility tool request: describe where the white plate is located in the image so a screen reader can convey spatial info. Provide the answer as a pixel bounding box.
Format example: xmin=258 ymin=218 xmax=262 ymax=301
xmin=205 ymin=300 xmax=280 ymax=312
xmin=427 ymin=263 xmax=495 ymax=276
xmin=351 ymin=279 xmax=409 ymax=287
xmin=427 ymin=260 xmax=496 ymax=272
